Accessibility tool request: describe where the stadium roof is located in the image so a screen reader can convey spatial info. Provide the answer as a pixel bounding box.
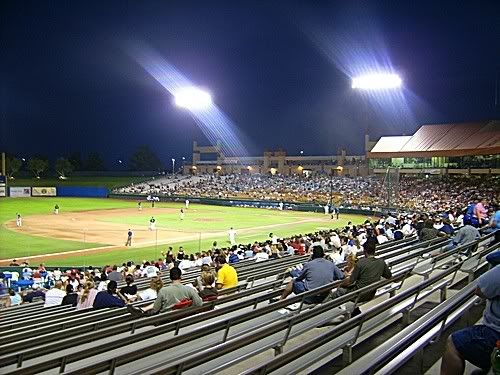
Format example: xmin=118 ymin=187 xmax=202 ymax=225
xmin=368 ymin=121 xmax=500 ymax=158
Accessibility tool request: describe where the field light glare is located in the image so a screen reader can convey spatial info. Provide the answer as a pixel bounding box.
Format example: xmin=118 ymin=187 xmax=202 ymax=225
xmin=174 ymin=87 xmax=212 ymax=110
xmin=351 ymin=73 xmax=402 ymax=90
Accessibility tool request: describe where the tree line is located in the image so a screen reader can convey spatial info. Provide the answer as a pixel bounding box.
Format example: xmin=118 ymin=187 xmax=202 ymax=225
xmin=5 ymin=145 xmax=165 ymax=179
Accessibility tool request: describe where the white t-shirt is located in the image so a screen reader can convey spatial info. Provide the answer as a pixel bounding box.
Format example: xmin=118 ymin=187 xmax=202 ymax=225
xmin=254 ymin=252 xmax=269 ymax=262
xmin=44 ymin=288 xmax=66 ymax=307
xmin=178 ymin=260 xmax=193 ymax=271
xmin=377 ymin=235 xmax=389 ymax=244
xmin=142 ymin=266 xmax=159 ymax=278
xmin=139 ymin=288 xmax=157 ymax=301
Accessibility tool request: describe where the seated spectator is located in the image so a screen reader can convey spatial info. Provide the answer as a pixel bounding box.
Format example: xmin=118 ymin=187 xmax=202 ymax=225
xmin=195 ymin=264 xmax=216 ymax=291
xmin=441 ymin=266 xmax=500 ymax=374
xmin=141 ymin=262 xmax=160 ymax=278
xmin=77 ymin=280 xmax=98 ymax=310
xmin=270 ymin=245 xmax=281 ymax=259
xmin=254 ymin=248 xmax=269 ymax=262
xmin=120 ymin=275 xmax=138 ymax=301
xmin=198 ymin=272 xmax=218 ymax=301
xmin=228 ymin=249 xmax=240 ymax=264
xmin=61 ymin=284 xmax=78 ymax=307
xmin=128 ymin=267 xmax=202 ymax=316
xmin=93 ymin=280 xmax=126 ymax=309
xmin=419 ymin=219 xmax=444 ymax=242
xmin=281 ymin=246 xmax=344 ymax=303
xmin=137 ymin=276 xmax=163 ymax=301
xmin=444 ymin=217 xmax=481 ymax=252
xmin=376 ymin=228 xmax=389 ymax=244
xmin=343 ymin=253 xmax=358 ymax=278
xmin=107 ymin=265 xmax=122 ymax=282
xmin=9 ymin=288 xmax=22 ymax=306
xmin=44 ymin=281 xmax=66 ymax=307
xmin=22 ymin=284 xmax=46 ymax=303
xmin=333 ymin=241 xmax=392 ymax=315
xmin=439 ymin=218 xmax=455 ymax=236
xmin=215 ymin=256 xmax=238 ymax=289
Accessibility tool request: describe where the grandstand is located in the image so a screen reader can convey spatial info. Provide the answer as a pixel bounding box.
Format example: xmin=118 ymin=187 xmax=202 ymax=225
xmin=1 ymin=224 xmax=498 ymax=374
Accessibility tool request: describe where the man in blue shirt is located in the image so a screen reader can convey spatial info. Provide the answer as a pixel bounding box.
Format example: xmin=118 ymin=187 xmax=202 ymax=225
xmin=441 ymin=266 xmax=500 ymax=373
xmin=93 ymin=280 xmax=126 ymax=309
xmin=280 ymin=246 xmax=344 ymax=303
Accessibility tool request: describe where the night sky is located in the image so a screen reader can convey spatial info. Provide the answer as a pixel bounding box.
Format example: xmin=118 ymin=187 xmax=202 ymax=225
xmin=1 ymin=1 xmax=499 ymax=167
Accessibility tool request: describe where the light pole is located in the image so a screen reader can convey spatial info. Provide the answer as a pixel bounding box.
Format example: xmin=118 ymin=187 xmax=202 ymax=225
xmin=171 ymin=158 xmax=176 ymax=175
xmin=352 ymin=72 xmax=403 ymax=209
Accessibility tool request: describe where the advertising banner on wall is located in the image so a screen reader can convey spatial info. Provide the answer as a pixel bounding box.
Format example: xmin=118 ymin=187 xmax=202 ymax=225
xmin=0 ymin=175 xmax=5 ymax=197
xmin=9 ymin=187 xmax=31 ymax=197
xmin=31 ymin=187 xmax=57 ymax=197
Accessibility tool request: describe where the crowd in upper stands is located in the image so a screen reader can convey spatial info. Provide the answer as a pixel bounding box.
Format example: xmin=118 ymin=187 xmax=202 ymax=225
xmin=2 ymin=176 xmax=500 ymax=373
xmin=114 ymin=173 xmax=499 ymax=214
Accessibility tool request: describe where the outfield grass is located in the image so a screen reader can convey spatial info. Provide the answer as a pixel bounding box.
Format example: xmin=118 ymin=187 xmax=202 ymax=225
xmin=0 ymin=198 xmax=133 ymax=259
xmin=7 ymin=176 xmax=149 ymax=189
xmin=0 ymin=197 xmax=366 ymax=267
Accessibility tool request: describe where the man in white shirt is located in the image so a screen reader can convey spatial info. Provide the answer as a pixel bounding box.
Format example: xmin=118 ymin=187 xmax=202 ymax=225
xmin=254 ymin=248 xmax=269 ymax=262
xmin=402 ymin=220 xmax=415 ymax=237
xmin=185 ymin=199 xmax=190 ymax=209
xmin=141 ymin=263 xmax=159 ymax=278
xmin=44 ymin=281 xmax=66 ymax=307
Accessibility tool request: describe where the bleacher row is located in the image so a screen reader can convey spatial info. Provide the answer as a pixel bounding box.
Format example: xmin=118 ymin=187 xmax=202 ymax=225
xmin=0 ymin=231 xmax=497 ymax=375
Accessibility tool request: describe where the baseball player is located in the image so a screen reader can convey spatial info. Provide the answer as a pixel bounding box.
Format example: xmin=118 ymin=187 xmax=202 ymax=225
xmin=16 ymin=213 xmax=22 ymax=227
xmin=228 ymin=227 xmax=237 ymax=246
xmin=149 ymin=217 xmax=156 ymax=231
xmin=185 ymin=199 xmax=190 ymax=209
xmin=278 ymin=201 xmax=284 ymax=211
xmin=138 ymin=201 xmax=142 ymax=211
xmin=180 ymin=208 xmax=185 ymax=220
xmin=54 ymin=204 xmax=59 ymax=215
xmin=125 ymin=229 xmax=133 ymax=246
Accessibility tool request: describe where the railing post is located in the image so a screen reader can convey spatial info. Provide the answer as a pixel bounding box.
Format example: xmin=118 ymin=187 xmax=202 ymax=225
xmin=402 ymin=308 xmax=412 ymax=325
xmin=342 ymin=344 xmax=353 ymax=366
xmin=440 ymin=285 xmax=447 ymax=302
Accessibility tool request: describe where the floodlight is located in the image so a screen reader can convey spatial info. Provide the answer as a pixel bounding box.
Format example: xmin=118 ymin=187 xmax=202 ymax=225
xmin=174 ymin=87 xmax=212 ymax=110
xmin=351 ymin=73 xmax=402 ymax=90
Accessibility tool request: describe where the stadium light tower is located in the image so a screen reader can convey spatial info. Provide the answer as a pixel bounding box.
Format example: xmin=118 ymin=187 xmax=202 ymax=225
xmin=351 ymin=72 xmax=402 ymax=209
xmin=173 ymin=87 xmax=212 ymax=111
xmin=351 ymin=72 xmax=402 ymax=90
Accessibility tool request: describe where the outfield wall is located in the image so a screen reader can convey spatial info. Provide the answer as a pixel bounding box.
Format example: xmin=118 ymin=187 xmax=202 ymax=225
xmin=57 ymin=186 xmax=108 ymax=197
xmin=109 ymin=193 xmax=386 ymax=216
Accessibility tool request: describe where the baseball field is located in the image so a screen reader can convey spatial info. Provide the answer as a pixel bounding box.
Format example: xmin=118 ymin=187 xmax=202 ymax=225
xmin=0 ymin=197 xmax=366 ymax=267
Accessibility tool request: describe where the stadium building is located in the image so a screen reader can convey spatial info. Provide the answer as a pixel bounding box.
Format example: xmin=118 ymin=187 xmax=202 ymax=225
xmin=367 ymin=120 xmax=500 ymax=175
xmin=185 ymin=140 xmax=369 ymax=176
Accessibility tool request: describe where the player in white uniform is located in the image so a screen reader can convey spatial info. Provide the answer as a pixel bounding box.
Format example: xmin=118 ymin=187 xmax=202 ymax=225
xmin=185 ymin=199 xmax=190 ymax=209
xmin=54 ymin=204 xmax=59 ymax=215
xmin=16 ymin=213 xmax=22 ymax=227
xmin=324 ymin=204 xmax=329 ymax=215
xmin=180 ymin=208 xmax=185 ymax=220
xmin=138 ymin=201 xmax=142 ymax=211
xmin=149 ymin=217 xmax=156 ymax=231
xmin=278 ymin=202 xmax=284 ymax=211
xmin=228 ymin=227 xmax=237 ymax=246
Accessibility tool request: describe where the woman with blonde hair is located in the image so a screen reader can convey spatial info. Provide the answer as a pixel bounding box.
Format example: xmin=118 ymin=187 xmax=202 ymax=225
xmin=343 ymin=253 xmax=358 ymax=278
xmin=76 ymin=280 xmax=98 ymax=310
xmin=137 ymin=276 xmax=163 ymax=301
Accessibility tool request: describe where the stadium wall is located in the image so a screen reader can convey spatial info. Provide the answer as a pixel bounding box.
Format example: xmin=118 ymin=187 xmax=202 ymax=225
xmin=56 ymin=186 xmax=108 ymax=197
xmin=109 ymin=193 xmax=385 ymax=216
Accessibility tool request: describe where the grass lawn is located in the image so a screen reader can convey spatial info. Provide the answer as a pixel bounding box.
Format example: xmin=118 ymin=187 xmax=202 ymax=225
xmin=0 ymin=197 xmax=367 ymax=267
xmin=7 ymin=176 xmax=149 ymax=189
xmin=0 ymin=198 xmax=133 ymax=260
